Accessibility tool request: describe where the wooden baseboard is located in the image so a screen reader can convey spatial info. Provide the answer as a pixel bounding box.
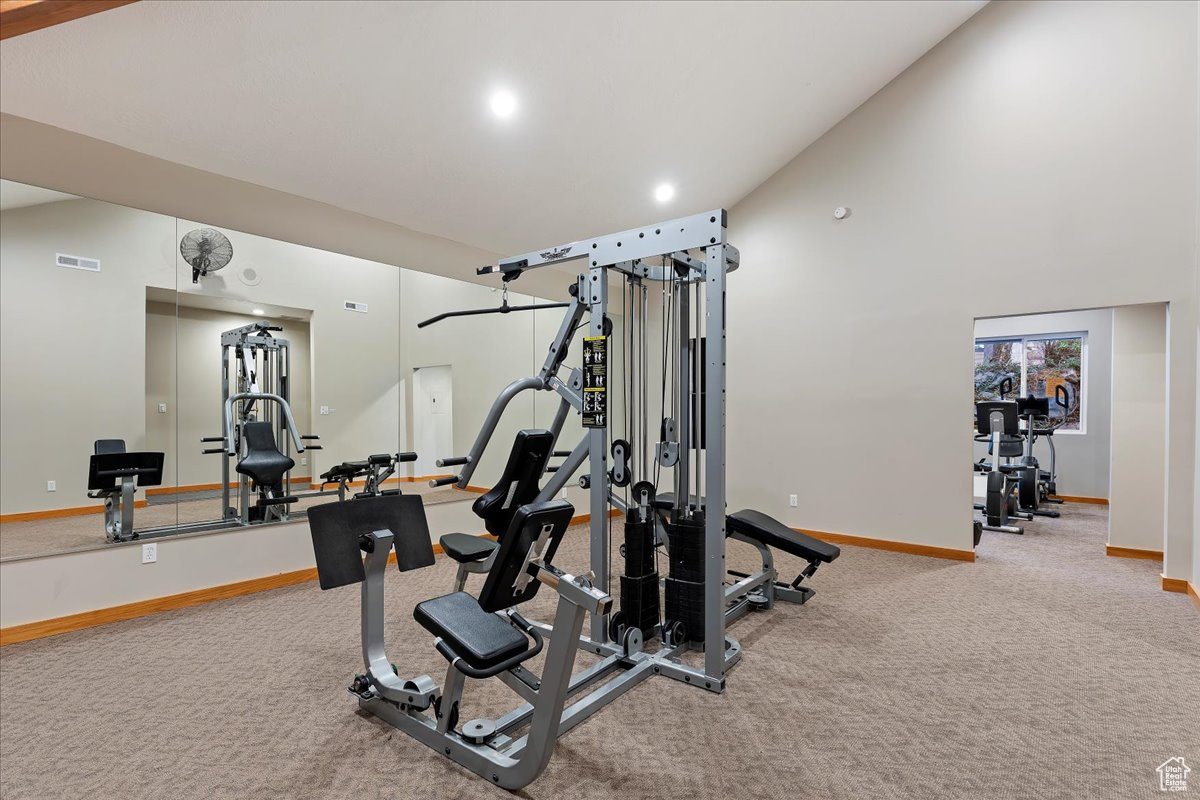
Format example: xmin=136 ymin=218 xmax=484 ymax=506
xmin=145 ymin=476 xmax=312 ymax=497
xmin=0 ymin=509 xmax=621 ymax=645
xmin=1189 ymin=582 xmax=1200 ymax=613
xmin=1055 ymin=495 xmax=1108 ymax=505
xmin=309 ymin=477 xmax=403 ymax=491
xmin=0 ymin=0 xmax=138 ymax=41
xmin=0 ymin=499 xmax=149 ymax=523
xmin=1106 ymin=544 xmax=1163 ymax=561
xmin=1161 ymin=575 xmax=1189 ymax=593
xmin=796 ymin=528 xmax=975 ymax=562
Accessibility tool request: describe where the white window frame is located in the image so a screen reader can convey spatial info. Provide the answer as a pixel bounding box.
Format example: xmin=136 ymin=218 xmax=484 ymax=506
xmin=974 ymin=331 xmax=1088 ymax=436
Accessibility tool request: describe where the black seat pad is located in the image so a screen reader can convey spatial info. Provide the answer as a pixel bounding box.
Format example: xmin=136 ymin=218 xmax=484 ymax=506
xmin=321 ymin=461 xmax=367 ymax=482
xmin=413 ymin=592 xmax=528 ymax=671
xmin=472 ymin=430 xmax=554 ymax=538
xmin=237 ymin=422 xmax=295 ymax=486
xmin=728 ymin=509 xmax=841 ymax=564
xmin=439 ymin=532 xmax=499 ymax=563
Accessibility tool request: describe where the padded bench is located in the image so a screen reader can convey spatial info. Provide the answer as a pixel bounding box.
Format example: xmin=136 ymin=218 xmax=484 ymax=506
xmin=727 ymin=509 xmax=840 ymax=564
xmin=651 ymin=494 xmax=841 ymax=564
xmin=413 ymin=591 xmax=529 ymax=672
xmin=439 ymin=532 xmax=499 ymax=563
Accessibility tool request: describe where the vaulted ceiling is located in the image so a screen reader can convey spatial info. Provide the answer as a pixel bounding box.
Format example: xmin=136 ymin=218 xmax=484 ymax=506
xmin=0 ymin=0 xmax=985 ymax=254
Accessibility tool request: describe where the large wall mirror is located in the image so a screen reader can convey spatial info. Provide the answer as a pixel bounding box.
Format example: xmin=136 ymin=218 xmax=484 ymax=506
xmin=0 ymin=178 xmax=606 ymax=561
xmin=1 ymin=180 xmax=179 ymax=559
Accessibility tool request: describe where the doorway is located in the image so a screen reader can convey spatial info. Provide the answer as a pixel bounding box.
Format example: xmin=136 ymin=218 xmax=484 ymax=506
xmin=412 ymin=365 xmax=454 ymax=478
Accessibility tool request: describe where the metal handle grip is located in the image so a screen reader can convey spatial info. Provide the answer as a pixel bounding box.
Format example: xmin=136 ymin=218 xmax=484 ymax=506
xmin=430 ymin=475 xmax=460 ymax=487
xmin=1056 ymin=384 xmax=1069 ymax=410
xmin=999 ymin=377 xmax=1013 ymax=399
xmin=202 ymin=448 xmax=226 ymax=455
xmin=201 ymin=436 xmax=225 ymax=443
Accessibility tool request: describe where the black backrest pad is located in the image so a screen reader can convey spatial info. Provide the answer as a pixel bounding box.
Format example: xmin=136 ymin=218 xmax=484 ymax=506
xmin=94 ymin=439 xmax=126 ymax=455
xmin=87 ymin=451 xmax=165 ymax=491
xmin=307 ymin=494 xmax=436 ymax=590
xmin=1016 ymin=396 xmax=1050 ymax=416
xmin=478 ymin=500 xmax=574 ymax=613
xmin=975 ymin=401 xmax=1019 ymax=435
xmin=237 ymin=421 xmax=295 ymax=485
xmin=472 ymin=429 xmax=554 ymax=538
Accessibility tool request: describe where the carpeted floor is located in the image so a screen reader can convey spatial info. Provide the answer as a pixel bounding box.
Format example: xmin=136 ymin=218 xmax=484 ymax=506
xmin=0 ymin=503 xmax=1196 ymax=800
xmin=0 ymin=482 xmax=475 ymax=560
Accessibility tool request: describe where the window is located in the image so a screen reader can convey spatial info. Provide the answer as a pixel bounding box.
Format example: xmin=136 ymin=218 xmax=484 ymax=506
xmin=974 ymin=334 xmax=1085 ymax=432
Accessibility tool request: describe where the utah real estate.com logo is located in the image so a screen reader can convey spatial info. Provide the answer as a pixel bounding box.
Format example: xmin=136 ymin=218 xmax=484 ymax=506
xmin=1158 ymin=757 xmax=1191 ymax=792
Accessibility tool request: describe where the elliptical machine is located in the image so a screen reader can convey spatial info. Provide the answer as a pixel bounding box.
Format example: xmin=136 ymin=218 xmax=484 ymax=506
xmin=1005 ymin=384 xmax=1071 ymax=517
xmin=974 ymin=380 xmax=1032 ymax=535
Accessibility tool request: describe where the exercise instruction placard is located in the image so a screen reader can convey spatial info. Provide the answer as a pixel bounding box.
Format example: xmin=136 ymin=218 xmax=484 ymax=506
xmin=582 ymin=335 xmax=607 ymax=428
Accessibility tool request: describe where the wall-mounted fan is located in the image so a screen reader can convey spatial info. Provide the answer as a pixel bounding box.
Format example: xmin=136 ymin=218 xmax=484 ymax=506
xmin=180 ymin=228 xmax=233 ymax=283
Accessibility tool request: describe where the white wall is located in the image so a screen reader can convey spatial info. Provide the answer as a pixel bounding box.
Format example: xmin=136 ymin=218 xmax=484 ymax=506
xmin=0 ymin=199 xmax=175 ymax=514
xmin=973 ymin=309 xmax=1112 ymax=499
xmin=1107 ymin=304 xmax=1168 ymax=552
xmin=729 ymin=1 xmax=1197 ymax=576
xmin=399 ymin=270 xmax=538 ymax=488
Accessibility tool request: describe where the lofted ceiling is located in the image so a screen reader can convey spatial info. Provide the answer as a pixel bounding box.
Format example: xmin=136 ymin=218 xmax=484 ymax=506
xmin=0 ymin=0 xmax=985 ymax=255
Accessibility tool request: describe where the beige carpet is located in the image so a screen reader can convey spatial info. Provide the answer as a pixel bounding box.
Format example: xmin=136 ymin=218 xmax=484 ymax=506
xmin=0 ymin=483 xmax=476 ymax=560
xmin=1 ymin=503 xmax=1197 ymax=800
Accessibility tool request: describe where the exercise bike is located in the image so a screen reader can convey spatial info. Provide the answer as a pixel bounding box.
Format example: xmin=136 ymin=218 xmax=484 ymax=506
xmin=973 ymin=397 xmax=1032 ymax=535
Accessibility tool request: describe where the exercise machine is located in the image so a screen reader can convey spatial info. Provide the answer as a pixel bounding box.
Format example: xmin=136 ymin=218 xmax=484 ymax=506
xmin=973 ymin=399 xmax=1031 ymax=535
xmin=309 ymin=494 xmax=610 ymax=790
xmin=315 ymin=211 xmax=838 ymax=787
xmin=318 ymin=451 xmax=418 ymax=500
xmin=86 ymin=439 xmax=165 ymax=542
xmin=201 ymin=322 xmax=326 ymax=524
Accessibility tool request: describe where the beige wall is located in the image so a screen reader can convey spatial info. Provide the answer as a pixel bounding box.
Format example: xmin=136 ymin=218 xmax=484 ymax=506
xmin=399 ymin=269 xmax=538 ymax=488
xmin=0 ymin=199 xmax=175 ymax=514
xmin=728 ymin=1 xmax=1197 ymax=575
xmin=1108 ymin=304 xmax=1168 ymax=552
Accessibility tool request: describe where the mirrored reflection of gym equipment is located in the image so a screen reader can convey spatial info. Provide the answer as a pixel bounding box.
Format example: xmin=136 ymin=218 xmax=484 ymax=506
xmin=86 ymin=439 xmax=165 ymax=542
xmin=202 ymin=321 xmax=327 ymax=524
xmin=310 ymin=210 xmax=841 ymax=789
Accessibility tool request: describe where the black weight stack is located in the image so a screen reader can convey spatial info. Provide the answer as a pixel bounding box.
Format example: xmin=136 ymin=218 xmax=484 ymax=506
xmin=664 ymin=514 xmax=706 ymax=642
xmin=618 ymin=512 xmax=660 ymax=636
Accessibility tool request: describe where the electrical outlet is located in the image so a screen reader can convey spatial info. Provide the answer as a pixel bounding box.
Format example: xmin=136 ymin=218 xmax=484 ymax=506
xmin=142 ymin=543 xmax=157 ymax=564
xmin=158 ymin=402 xmax=168 ymax=413
xmin=300 ymin=457 xmax=307 ymax=466
xmin=789 ymin=494 xmax=798 ymax=508
xmin=320 ymin=405 xmax=330 ymax=415
xmin=47 ymin=480 xmax=56 ymax=492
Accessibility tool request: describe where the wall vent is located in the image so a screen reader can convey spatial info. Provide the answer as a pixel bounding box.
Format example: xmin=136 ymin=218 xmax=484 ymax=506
xmin=56 ymin=253 xmax=101 ymax=272
xmin=344 ymin=301 xmax=368 ymax=313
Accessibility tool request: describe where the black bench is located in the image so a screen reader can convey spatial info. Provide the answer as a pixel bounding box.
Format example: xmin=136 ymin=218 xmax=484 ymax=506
xmin=727 ymin=509 xmax=840 ymax=564
xmin=438 ymin=429 xmax=555 ymax=567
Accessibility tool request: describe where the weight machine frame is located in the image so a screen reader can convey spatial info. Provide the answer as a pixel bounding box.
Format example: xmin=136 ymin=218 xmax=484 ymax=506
xmin=435 ymin=210 xmax=742 ymax=690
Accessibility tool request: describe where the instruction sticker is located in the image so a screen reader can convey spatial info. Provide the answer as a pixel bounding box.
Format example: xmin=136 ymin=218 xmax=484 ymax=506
xmin=582 ymin=335 xmax=608 ymax=428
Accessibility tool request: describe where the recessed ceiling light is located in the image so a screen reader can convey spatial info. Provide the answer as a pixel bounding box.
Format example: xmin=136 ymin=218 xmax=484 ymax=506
xmin=654 ymin=183 xmax=676 ymax=203
xmin=252 ymin=308 xmax=265 ymax=316
xmin=489 ymin=89 xmax=517 ymax=119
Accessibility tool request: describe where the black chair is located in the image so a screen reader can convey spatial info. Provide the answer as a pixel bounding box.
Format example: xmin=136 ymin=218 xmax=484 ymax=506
xmin=438 ymin=430 xmax=556 ymax=589
xmin=236 ymin=421 xmax=296 ymax=520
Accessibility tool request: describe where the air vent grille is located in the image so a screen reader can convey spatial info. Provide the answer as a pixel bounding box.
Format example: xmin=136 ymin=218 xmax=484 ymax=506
xmin=56 ymin=253 xmax=100 ymax=272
